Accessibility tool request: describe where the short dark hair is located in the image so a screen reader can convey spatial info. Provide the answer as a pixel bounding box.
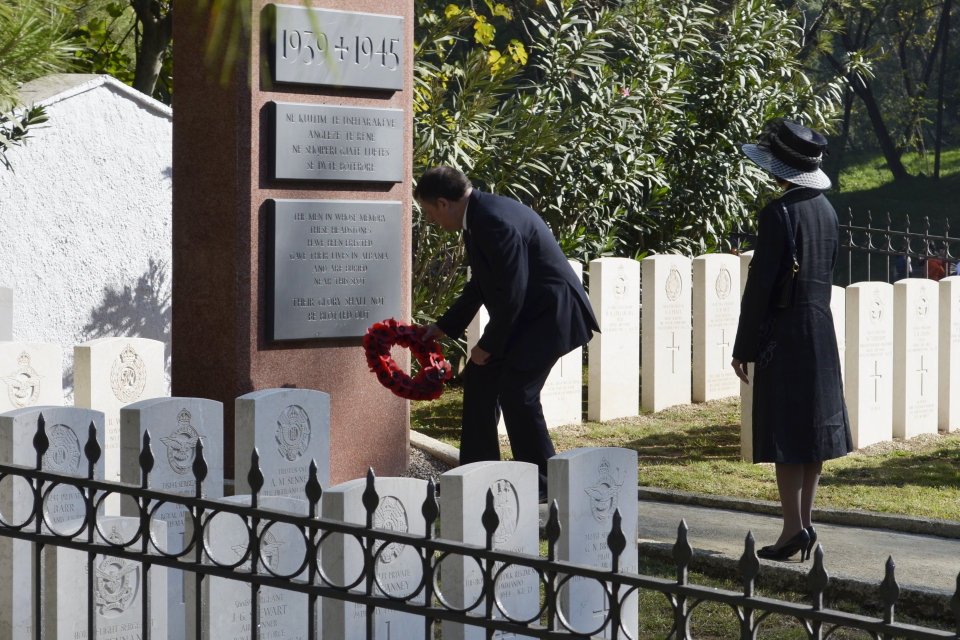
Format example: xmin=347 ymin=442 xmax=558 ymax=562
xmin=414 ymin=166 xmax=472 ymax=203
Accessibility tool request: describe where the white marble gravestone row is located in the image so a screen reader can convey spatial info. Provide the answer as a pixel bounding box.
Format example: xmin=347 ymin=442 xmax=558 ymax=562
xmin=692 ymin=254 xmax=741 ymax=402
xmin=548 ymin=447 xmax=638 ymax=639
xmin=186 ymin=496 xmax=311 ymax=640
xmin=322 ymin=476 xmax=429 ymax=640
xmin=588 ymin=258 xmax=640 ymax=422
xmin=74 ymin=337 xmax=167 ymax=510
xmin=831 ymin=286 xmax=846 ymax=384
xmin=235 ymin=388 xmax=331 ymax=500
xmin=642 ymin=256 xmax=692 ymax=413
xmin=893 ymin=279 xmax=939 ymax=438
xmin=940 ymin=276 xmax=960 ymax=432
xmin=738 ymin=251 xmax=754 ymax=463
xmin=845 ymin=282 xmax=894 ymax=449
xmin=440 ymin=461 xmax=539 ymax=640
xmin=44 ymin=516 xmax=167 ymax=640
xmin=0 ymin=341 xmax=63 ymax=414
xmin=120 ymin=397 xmax=224 ymax=640
xmin=0 ymin=406 xmax=106 ymax=640
xmin=0 ymin=288 xmax=11 ymax=341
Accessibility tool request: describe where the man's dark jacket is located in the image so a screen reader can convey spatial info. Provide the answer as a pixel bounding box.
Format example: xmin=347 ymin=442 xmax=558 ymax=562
xmin=436 ymin=190 xmax=599 ymax=370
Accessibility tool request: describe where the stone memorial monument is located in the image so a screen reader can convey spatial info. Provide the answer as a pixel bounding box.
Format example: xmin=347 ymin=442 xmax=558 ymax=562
xmin=642 ymin=256 xmax=692 ymax=412
xmin=186 ymin=496 xmax=309 ymax=640
xmin=74 ymin=337 xmax=167 ymax=494
xmin=940 ymin=276 xmax=960 ymax=432
xmin=738 ymin=251 xmax=754 ymax=462
xmin=44 ymin=516 xmax=167 ymax=640
xmin=120 ymin=397 xmax=224 ymax=639
xmin=173 ymin=0 xmax=414 ymax=484
xmin=588 ymin=258 xmax=639 ymax=421
xmin=893 ymin=279 xmax=939 ymax=438
xmin=548 ymin=447 xmax=638 ymax=639
xmin=0 ymin=287 xmax=11 ymax=341
xmin=0 ymin=406 xmax=105 ymax=639
xmin=0 ymin=342 xmax=63 ymax=413
xmin=692 ymin=254 xmax=740 ymax=402
xmin=234 ymin=387 xmax=331 ymax=499
xmin=323 ymin=476 xmax=428 ymax=640
xmin=845 ymin=282 xmax=894 ymax=448
xmin=831 ymin=286 xmax=846 ymax=383
xmin=440 ymin=461 xmax=539 ymax=640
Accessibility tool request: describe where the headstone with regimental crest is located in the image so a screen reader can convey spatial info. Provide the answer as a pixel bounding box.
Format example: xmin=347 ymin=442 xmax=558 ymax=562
xmin=0 ymin=342 xmax=63 ymax=412
xmin=845 ymin=282 xmax=894 ymax=448
xmin=692 ymin=254 xmax=741 ymax=402
xmin=641 ymin=256 xmax=692 ymax=412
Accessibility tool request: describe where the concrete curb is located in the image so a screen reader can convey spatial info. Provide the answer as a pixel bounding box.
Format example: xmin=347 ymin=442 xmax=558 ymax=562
xmin=410 ymin=431 xmax=460 ymax=468
xmin=638 ymin=487 xmax=960 ymax=540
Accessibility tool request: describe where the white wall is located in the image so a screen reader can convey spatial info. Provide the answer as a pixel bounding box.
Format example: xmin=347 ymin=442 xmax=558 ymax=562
xmin=0 ymin=77 xmax=172 ymax=402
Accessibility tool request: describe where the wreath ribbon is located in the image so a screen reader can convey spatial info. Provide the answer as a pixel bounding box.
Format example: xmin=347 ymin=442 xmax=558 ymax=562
xmin=363 ymin=319 xmax=452 ymax=401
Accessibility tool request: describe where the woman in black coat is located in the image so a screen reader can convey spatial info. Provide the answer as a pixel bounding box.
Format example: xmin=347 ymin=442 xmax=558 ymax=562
xmin=731 ymin=120 xmax=853 ymax=561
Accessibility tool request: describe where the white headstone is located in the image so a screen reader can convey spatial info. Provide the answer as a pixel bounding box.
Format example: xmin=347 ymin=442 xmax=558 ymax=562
xmin=0 ymin=406 xmax=106 ymax=640
xmin=588 ymin=258 xmax=640 ymax=421
xmin=548 ymin=447 xmax=637 ymax=639
xmin=322 ymin=476 xmax=429 ymax=640
xmin=641 ymin=256 xmax=692 ymax=412
xmin=893 ymin=279 xmax=939 ymax=438
xmin=0 ymin=287 xmax=11 ymax=341
xmin=692 ymin=255 xmax=740 ymax=402
xmin=186 ymin=496 xmax=310 ymax=640
xmin=235 ymin=388 xmax=331 ymax=499
xmin=738 ymin=252 xmax=754 ymax=462
xmin=845 ymin=282 xmax=894 ymax=448
xmin=831 ymin=286 xmax=846 ymax=384
xmin=940 ymin=276 xmax=960 ymax=432
xmin=0 ymin=342 xmax=63 ymax=413
xmin=440 ymin=461 xmax=539 ymax=640
xmin=44 ymin=516 xmax=167 ymax=640
xmin=74 ymin=338 xmax=167 ymax=498
xmin=120 ymin=397 xmax=224 ymax=640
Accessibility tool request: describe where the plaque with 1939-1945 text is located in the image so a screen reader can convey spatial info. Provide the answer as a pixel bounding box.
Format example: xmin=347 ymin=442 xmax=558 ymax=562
xmin=269 ymin=101 xmax=404 ymax=182
xmin=263 ymin=4 xmax=404 ymax=90
xmin=267 ymin=199 xmax=402 ymax=341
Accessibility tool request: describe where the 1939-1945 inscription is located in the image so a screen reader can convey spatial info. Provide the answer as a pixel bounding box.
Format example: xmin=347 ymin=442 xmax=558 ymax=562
xmin=267 ymin=199 xmax=402 ymax=341
xmin=263 ymin=4 xmax=404 ymax=90
xmin=269 ymin=101 xmax=404 ymax=182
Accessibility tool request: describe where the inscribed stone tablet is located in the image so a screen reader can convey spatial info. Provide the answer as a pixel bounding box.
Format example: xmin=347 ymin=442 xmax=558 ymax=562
xmin=120 ymin=397 xmax=224 ymax=640
xmin=267 ymin=199 xmax=402 ymax=341
xmin=738 ymin=252 xmax=754 ymax=462
xmin=263 ymin=5 xmax=405 ymax=90
xmin=235 ymin=388 xmax=331 ymax=499
xmin=692 ymin=255 xmax=740 ymax=402
xmin=845 ymin=283 xmax=894 ymax=448
xmin=0 ymin=406 xmax=106 ymax=640
xmin=440 ymin=461 xmax=539 ymax=640
xmin=641 ymin=256 xmax=692 ymax=412
xmin=0 ymin=288 xmax=10 ymax=341
xmin=548 ymin=448 xmax=637 ymax=639
xmin=74 ymin=338 xmax=167 ymax=493
xmin=940 ymin=277 xmax=960 ymax=432
xmin=830 ymin=286 xmax=846 ymax=384
xmin=186 ymin=496 xmax=310 ymax=640
xmin=588 ymin=258 xmax=639 ymax=422
xmin=270 ymin=102 xmax=403 ymax=182
xmin=322 ymin=477 xmax=429 ymax=640
xmin=0 ymin=342 xmax=63 ymax=413
xmin=44 ymin=516 xmax=167 ymax=640
xmin=893 ymin=279 xmax=939 ymax=438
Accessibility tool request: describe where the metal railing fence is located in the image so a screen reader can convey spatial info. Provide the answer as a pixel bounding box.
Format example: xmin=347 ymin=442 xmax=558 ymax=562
xmin=2 ymin=413 xmax=960 ymax=640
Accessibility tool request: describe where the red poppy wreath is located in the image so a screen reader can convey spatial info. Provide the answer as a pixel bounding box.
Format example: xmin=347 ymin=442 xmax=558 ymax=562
xmin=363 ymin=319 xmax=452 ymax=401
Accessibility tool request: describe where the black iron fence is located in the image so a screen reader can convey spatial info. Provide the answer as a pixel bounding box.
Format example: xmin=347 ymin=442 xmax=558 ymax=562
xmin=4 ymin=413 xmax=960 ymax=640
xmin=728 ymin=211 xmax=958 ymax=286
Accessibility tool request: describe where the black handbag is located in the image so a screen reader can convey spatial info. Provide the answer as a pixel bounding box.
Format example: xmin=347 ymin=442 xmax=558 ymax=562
xmin=773 ymin=201 xmax=800 ymax=309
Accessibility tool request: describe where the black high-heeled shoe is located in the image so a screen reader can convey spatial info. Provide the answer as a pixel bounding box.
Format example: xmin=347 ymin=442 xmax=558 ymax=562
xmin=804 ymin=525 xmax=817 ymax=560
xmin=757 ymin=529 xmax=810 ymax=562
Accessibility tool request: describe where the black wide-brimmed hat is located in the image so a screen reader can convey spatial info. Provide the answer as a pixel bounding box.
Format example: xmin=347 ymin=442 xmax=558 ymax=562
xmin=741 ymin=119 xmax=831 ymax=190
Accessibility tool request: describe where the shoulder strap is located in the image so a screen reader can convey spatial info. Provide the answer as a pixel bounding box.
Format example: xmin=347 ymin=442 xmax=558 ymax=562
xmin=779 ymin=201 xmax=799 ymax=274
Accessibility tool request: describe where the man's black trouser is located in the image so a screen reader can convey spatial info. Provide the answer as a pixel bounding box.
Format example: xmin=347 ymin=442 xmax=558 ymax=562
xmin=460 ymin=355 xmax=558 ymax=491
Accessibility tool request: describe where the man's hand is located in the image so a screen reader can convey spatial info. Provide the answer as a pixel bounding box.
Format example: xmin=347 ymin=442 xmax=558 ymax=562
xmin=421 ymin=323 xmax=446 ymax=342
xmin=471 ymin=345 xmax=491 ymax=366
xmin=731 ymin=358 xmax=749 ymax=384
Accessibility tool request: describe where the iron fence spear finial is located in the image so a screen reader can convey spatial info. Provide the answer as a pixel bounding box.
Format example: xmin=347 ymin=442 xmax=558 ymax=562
xmin=809 ymin=545 xmax=828 ymax=611
xmin=249 ymin=447 xmax=264 ymax=508
xmin=422 ymin=479 xmax=438 ymax=539
xmin=84 ymin=421 xmax=101 ymax=480
xmin=192 ymin=438 xmax=208 ymax=498
xmin=545 ymin=500 xmax=561 ymax=562
xmin=362 ymin=468 xmax=379 ymax=529
xmin=305 ymin=459 xmax=322 ymax=518
xmin=879 ymin=556 xmax=900 ymax=624
xmin=739 ymin=532 xmax=759 ymax=597
xmin=673 ymin=520 xmax=692 ymax=585
xmin=34 ymin=413 xmax=48 ymax=470
xmin=140 ymin=430 xmax=154 ymax=489
xmin=482 ymin=488 xmax=500 ymax=551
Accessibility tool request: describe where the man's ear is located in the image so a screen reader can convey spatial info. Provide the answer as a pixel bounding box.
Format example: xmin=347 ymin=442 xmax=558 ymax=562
xmin=436 ymin=197 xmax=450 ymax=212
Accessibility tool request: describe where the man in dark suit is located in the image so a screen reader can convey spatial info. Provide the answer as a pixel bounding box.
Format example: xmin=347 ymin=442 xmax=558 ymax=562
xmin=418 ymin=167 xmax=599 ymax=494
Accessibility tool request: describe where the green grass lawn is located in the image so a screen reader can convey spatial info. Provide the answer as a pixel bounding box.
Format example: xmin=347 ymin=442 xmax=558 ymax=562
xmin=412 ymin=386 xmax=960 ymax=521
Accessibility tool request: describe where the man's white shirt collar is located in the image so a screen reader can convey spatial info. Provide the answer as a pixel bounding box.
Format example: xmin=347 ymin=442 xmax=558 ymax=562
xmin=462 ymin=199 xmax=469 ymax=231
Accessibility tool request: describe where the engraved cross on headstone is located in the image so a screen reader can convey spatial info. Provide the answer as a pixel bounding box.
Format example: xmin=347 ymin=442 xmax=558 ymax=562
xmin=870 ymin=360 xmax=883 ymax=403
xmin=666 ymin=332 xmax=681 ymax=374
xmin=917 ymin=355 xmax=928 ymax=396
xmin=716 ymin=329 xmax=731 ymax=371
xmin=593 ymin=594 xmax=610 ymax=620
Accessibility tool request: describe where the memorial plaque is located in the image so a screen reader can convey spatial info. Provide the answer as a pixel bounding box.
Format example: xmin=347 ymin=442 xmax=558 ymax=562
xmin=263 ymin=4 xmax=404 ymax=90
xmin=267 ymin=199 xmax=402 ymax=341
xmin=269 ymin=102 xmax=404 ymax=182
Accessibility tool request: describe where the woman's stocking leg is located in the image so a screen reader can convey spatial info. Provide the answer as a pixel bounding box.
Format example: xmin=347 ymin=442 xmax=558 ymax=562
xmin=800 ymin=462 xmax=823 ymax=529
xmin=774 ymin=463 xmax=805 ymax=547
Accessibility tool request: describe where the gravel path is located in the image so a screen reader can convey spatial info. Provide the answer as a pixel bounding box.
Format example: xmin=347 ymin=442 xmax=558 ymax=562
xmin=403 ymin=445 xmax=452 ymax=485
